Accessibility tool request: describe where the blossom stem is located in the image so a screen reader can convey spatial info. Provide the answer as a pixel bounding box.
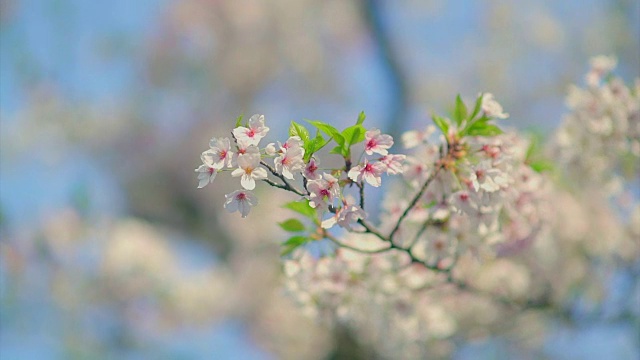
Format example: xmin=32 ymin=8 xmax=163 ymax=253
xmin=323 ymin=231 xmax=392 ymax=254
xmin=388 ymin=167 xmax=441 ymax=242
xmin=260 ymin=160 xmax=306 ymax=196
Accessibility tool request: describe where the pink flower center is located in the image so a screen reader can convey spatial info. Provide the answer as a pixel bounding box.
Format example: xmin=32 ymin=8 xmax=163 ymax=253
xmin=247 ymin=129 xmax=256 ymax=138
xmin=208 ymin=168 xmax=215 ymax=175
xmin=235 ymin=192 xmax=247 ymax=201
xmin=366 ymin=139 xmax=377 ymax=150
xmin=219 ymin=150 xmax=227 ymax=159
xmin=308 ymin=162 xmax=317 ymax=173
xmin=459 ymin=193 xmax=469 ymax=201
xmin=475 ymin=169 xmax=485 ymax=180
xmin=364 ymin=163 xmax=374 ymax=173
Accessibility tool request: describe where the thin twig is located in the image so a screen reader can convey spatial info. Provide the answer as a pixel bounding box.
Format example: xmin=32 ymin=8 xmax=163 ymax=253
xmin=388 ymin=167 xmax=441 ymax=242
xmin=324 ymin=231 xmax=392 ymax=254
xmin=260 ymin=160 xmax=306 ymax=196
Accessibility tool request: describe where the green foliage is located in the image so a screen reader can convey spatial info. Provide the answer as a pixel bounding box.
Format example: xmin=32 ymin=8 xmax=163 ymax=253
xmin=279 ymin=218 xmax=306 ymax=232
xmin=341 ymin=124 xmax=366 ymax=147
xmin=469 ymin=93 xmax=484 ymax=120
xmin=303 ymin=132 xmax=331 ymax=162
xmin=453 ymin=94 xmax=468 ymax=127
xmin=306 ymin=120 xmax=344 ymax=146
xmin=464 ymin=122 xmax=503 ymax=136
xmin=525 ymin=132 xmax=555 ymax=173
xmin=289 ymin=121 xmax=310 ymax=143
xmin=283 ymin=199 xmax=317 ymax=219
xmin=432 ymin=114 xmax=450 ymax=135
xmin=281 ymin=235 xmax=310 ymax=256
xmin=307 ymin=113 xmax=367 ymax=158
xmin=234 ymin=114 xmax=244 ymax=127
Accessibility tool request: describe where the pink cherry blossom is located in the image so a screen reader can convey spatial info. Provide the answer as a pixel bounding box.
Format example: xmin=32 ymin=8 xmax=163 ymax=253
xmin=307 ymin=173 xmax=340 ymax=210
xmin=379 ymin=154 xmax=406 ymax=175
xmin=224 ymin=190 xmax=258 ymax=218
xmin=321 ymin=203 xmax=366 ymax=230
xmin=231 ymin=151 xmax=267 ymax=190
xmin=232 ymin=114 xmax=270 ymax=146
xmin=195 ymin=163 xmax=217 ymax=188
xmin=364 ymin=129 xmax=394 ymax=155
xmin=275 ymin=136 xmax=305 ymax=180
xmin=303 ymin=158 xmax=321 ymax=180
xmin=348 ymin=159 xmax=386 ymax=187
xmin=202 ymin=137 xmax=234 ymax=169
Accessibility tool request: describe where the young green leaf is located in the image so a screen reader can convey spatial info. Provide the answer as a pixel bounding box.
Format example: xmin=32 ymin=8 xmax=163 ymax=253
xmin=356 ymin=111 xmax=366 ymax=125
xmin=342 ymin=124 xmax=366 ymax=147
xmin=465 ymin=123 xmax=503 ymax=136
xmin=283 ymin=200 xmax=317 ymax=219
xmin=289 ymin=121 xmax=310 ymax=144
xmin=469 ymin=93 xmax=484 ymax=120
xmin=303 ymin=132 xmax=330 ymax=162
xmin=281 ymin=235 xmax=310 ymax=256
xmin=306 ymin=120 xmax=345 ymax=146
xmin=453 ymin=94 xmax=468 ymax=126
xmin=329 ymin=145 xmax=345 ymax=155
xmin=432 ymin=114 xmax=450 ymax=135
xmin=235 ymin=114 xmax=244 ymax=127
xmin=529 ymin=160 xmax=555 ymax=173
xmin=278 ymin=218 xmax=306 ymax=232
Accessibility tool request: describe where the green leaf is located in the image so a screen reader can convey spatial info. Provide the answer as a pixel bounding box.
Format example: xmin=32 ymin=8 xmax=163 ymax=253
xmin=465 ymin=123 xmax=503 ymax=136
xmin=469 ymin=93 xmax=484 ymax=120
xmin=306 ymin=120 xmax=345 ymax=146
xmin=460 ymin=114 xmax=491 ymax=136
xmin=235 ymin=114 xmax=244 ymax=127
xmin=329 ymin=145 xmax=344 ymax=155
xmin=530 ymin=160 xmax=554 ymax=173
xmin=289 ymin=121 xmax=310 ymax=144
xmin=303 ymin=132 xmax=330 ymax=162
xmin=453 ymin=94 xmax=468 ymax=126
xmin=432 ymin=114 xmax=450 ymax=135
xmin=281 ymin=235 xmax=310 ymax=256
xmin=279 ymin=218 xmax=306 ymax=232
xmin=283 ymin=200 xmax=317 ymax=218
xmin=342 ymin=124 xmax=366 ymax=146
xmin=356 ymin=111 xmax=366 ymax=125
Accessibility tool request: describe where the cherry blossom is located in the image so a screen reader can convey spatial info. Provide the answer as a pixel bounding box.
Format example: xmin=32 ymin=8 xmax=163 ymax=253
xmin=224 ymin=190 xmax=258 ymax=218
xmin=307 ymin=173 xmax=340 ymax=210
xmin=202 ymin=137 xmax=234 ymax=169
xmin=275 ymin=136 xmax=305 ymax=180
xmin=195 ymin=163 xmax=217 ymax=188
xmin=481 ymin=93 xmax=509 ymax=119
xmin=303 ymin=158 xmax=321 ymax=180
xmin=468 ymin=160 xmax=510 ymax=193
xmin=264 ymin=142 xmax=277 ymax=156
xmin=364 ymin=128 xmax=394 ymax=155
xmin=321 ymin=203 xmax=366 ymax=230
xmin=379 ymin=154 xmax=406 ymax=175
xmin=232 ymin=114 xmax=270 ymax=146
xmin=401 ymin=125 xmax=436 ymax=149
xmin=348 ymin=159 xmax=387 ymax=187
xmin=231 ymin=151 xmax=267 ymax=190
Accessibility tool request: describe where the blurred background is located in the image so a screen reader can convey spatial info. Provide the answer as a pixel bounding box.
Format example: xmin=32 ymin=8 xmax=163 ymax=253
xmin=1 ymin=0 xmax=638 ymax=358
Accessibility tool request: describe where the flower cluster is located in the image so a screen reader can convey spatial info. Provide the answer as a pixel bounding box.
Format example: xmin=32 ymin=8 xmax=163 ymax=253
xmin=552 ymin=55 xmax=640 ymax=193
xmin=195 ymin=112 xmax=405 ymax=230
xmin=194 ymin=59 xmax=640 ymax=357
